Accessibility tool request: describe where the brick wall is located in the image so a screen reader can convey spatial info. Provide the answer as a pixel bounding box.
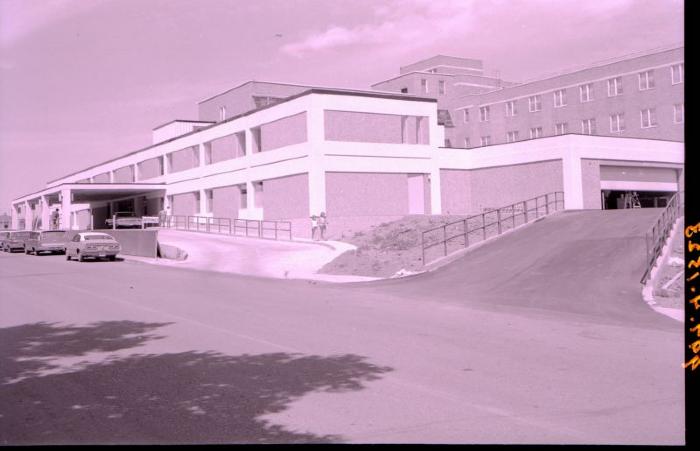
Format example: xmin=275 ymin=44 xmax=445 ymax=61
xmin=260 ymin=112 xmax=307 ymax=151
xmin=324 ymin=110 xmax=429 ymax=144
xmin=172 ymin=192 xmax=198 ymax=216
xmin=169 ymin=146 xmax=199 ymax=173
xmin=113 ymin=166 xmax=134 ymax=183
xmin=138 ymin=157 xmax=162 ymax=180
xmin=440 ymin=160 xmax=564 ymax=214
xmin=212 ymin=185 xmax=241 ymax=219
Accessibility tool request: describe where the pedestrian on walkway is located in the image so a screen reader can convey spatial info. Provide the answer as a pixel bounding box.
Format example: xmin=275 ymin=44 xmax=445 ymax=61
xmin=310 ymin=214 xmax=319 ymax=240
xmin=318 ymin=211 xmax=328 ymax=241
xmin=51 ymin=209 xmax=60 ymax=230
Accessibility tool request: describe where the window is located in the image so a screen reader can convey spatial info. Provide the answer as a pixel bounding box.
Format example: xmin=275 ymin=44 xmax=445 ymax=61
xmin=505 ymin=100 xmax=517 ymax=117
xmin=194 ymin=191 xmax=201 ymax=214
xmin=219 ymin=106 xmax=227 ymax=121
xmin=463 ymin=109 xmax=470 ymax=123
xmin=607 ymin=77 xmax=623 ymax=96
xmin=640 ymin=108 xmax=657 ymax=128
xmin=400 ymin=87 xmax=408 ymax=93
xmin=638 ymin=70 xmax=655 ymax=90
xmin=554 ymin=122 xmax=568 ymax=135
xmin=464 ymin=137 xmax=471 ymax=148
xmin=438 ymin=80 xmax=446 ymax=95
xmin=479 ymin=106 xmax=490 ymax=122
xmin=671 ymin=64 xmax=684 ymax=84
xmin=421 ymin=79 xmax=428 ymax=94
xmin=205 ymin=189 xmax=213 ymax=213
xmin=506 ymin=131 xmax=519 ymax=143
xmin=674 ymin=103 xmax=684 ymax=123
xmin=529 ymin=127 xmax=543 ymax=139
xmin=609 ymin=113 xmax=625 ymax=133
xmin=480 ymin=136 xmax=491 ymax=146
xmin=444 ymin=138 xmax=452 ymax=147
xmin=581 ymin=118 xmax=596 ymax=135
xmin=553 ymin=89 xmax=567 ymax=108
xmin=240 ymin=185 xmax=248 ymax=209
xmin=579 ymin=84 xmax=593 ymax=102
xmin=528 ymin=95 xmax=542 ymax=112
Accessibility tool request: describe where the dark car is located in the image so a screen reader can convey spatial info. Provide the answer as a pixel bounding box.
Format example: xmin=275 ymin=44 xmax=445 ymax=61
xmin=24 ymin=230 xmax=67 ymax=255
xmin=2 ymin=231 xmax=32 ymax=252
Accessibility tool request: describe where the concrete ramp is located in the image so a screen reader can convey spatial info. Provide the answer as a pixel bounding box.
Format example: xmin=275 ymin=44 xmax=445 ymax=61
xmin=366 ymin=209 xmax=676 ymax=327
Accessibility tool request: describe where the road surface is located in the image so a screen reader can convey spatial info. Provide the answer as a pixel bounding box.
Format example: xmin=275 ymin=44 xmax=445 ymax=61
xmin=0 ymin=209 xmax=684 ymax=444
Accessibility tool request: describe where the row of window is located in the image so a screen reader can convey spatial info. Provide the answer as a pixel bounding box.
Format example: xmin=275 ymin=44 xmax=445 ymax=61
xmin=467 ymin=64 xmax=684 ymax=123
xmin=462 ymin=104 xmax=683 ymax=148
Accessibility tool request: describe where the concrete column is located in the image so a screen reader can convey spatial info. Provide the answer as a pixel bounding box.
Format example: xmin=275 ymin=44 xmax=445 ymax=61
xmin=306 ymin=98 xmax=326 ymax=216
xmin=11 ymin=204 xmax=19 ymax=229
xmin=245 ymin=181 xmax=255 ymax=213
xmin=40 ymin=196 xmax=50 ymax=230
xmin=60 ymin=189 xmax=72 ymax=229
xmin=429 ymin=168 xmax=442 ymax=214
xmin=562 ymin=149 xmax=584 ymax=210
xmin=132 ymin=164 xmax=139 ymax=182
xmin=198 ymin=144 xmax=206 ymax=166
xmin=109 ymin=171 xmax=115 ymax=183
xmin=24 ymin=201 xmax=32 ymax=230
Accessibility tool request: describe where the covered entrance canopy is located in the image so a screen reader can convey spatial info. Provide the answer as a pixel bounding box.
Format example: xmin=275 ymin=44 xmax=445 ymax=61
xmin=11 ymin=183 xmax=167 ymax=230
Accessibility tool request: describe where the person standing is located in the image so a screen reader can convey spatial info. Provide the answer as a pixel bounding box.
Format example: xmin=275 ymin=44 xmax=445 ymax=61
xmin=51 ymin=209 xmax=60 ymax=230
xmin=318 ymin=211 xmax=328 ymax=241
xmin=310 ymin=215 xmax=319 ymax=240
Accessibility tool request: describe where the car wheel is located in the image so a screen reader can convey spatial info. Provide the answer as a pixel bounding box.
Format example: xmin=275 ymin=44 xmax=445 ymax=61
xmin=24 ymin=247 xmax=30 ymax=254
xmin=66 ymin=252 xmax=71 ymax=261
xmin=78 ymin=252 xmax=85 ymax=262
xmin=108 ymin=255 xmax=116 ymax=261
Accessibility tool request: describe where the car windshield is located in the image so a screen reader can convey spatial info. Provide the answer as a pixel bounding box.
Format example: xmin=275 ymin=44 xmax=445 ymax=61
xmin=84 ymin=234 xmax=115 ymax=241
xmin=11 ymin=232 xmax=31 ymax=239
xmin=115 ymin=212 xmax=136 ymax=217
xmin=40 ymin=231 xmax=66 ymax=243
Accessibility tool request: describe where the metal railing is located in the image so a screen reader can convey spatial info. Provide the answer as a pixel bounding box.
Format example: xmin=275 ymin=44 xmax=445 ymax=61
xmin=640 ymin=191 xmax=683 ymax=284
xmin=421 ymin=191 xmax=564 ymax=265
xmin=163 ymin=215 xmax=292 ymax=241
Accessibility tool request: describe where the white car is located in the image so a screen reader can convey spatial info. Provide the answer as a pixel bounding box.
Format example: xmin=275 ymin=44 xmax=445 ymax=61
xmin=65 ymin=232 xmax=122 ymax=262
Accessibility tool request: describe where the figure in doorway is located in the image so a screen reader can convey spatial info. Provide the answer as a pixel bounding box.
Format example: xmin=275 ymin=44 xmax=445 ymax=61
xmin=318 ymin=212 xmax=328 ymax=241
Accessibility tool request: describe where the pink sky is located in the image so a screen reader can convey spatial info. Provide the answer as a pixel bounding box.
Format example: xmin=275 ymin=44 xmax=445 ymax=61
xmin=0 ymin=0 xmax=684 ymax=212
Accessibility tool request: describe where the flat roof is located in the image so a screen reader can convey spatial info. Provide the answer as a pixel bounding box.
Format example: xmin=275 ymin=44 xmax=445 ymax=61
xmin=13 ymin=183 xmax=167 ymax=204
xmin=152 ymin=119 xmax=215 ymax=131
xmin=46 ymin=88 xmax=437 ymax=185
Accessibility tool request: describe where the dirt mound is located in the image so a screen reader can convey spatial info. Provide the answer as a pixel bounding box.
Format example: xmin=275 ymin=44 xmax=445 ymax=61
xmin=319 ymin=215 xmax=470 ymax=278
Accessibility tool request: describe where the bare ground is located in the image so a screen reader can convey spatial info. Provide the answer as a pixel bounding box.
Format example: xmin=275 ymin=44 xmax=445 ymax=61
xmin=319 ymin=208 xmax=545 ymax=278
xmin=651 ymin=223 xmax=684 ymax=309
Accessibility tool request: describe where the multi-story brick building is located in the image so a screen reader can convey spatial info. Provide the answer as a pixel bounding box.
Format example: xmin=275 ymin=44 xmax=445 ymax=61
xmin=372 ymin=46 xmax=684 ymax=147
xmin=10 ymin=47 xmax=684 ymax=236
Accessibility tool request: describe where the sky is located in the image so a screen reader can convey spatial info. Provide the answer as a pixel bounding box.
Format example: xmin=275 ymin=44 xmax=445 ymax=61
xmin=0 ymin=0 xmax=684 ymax=213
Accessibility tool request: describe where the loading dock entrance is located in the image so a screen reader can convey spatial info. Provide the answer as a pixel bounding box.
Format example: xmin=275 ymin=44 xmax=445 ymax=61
xmin=601 ymin=190 xmax=674 ymax=210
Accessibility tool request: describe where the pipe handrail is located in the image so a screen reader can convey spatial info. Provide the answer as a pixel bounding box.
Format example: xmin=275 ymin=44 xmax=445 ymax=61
xmin=163 ymin=215 xmax=292 ymax=241
xmin=421 ymin=191 xmax=564 ymax=264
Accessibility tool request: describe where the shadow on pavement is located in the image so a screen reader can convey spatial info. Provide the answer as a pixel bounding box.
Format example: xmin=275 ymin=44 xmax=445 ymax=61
xmin=0 ymin=321 xmax=392 ymax=445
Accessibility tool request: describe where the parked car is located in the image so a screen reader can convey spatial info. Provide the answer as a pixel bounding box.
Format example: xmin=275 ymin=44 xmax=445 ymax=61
xmin=105 ymin=212 xmax=160 ymax=229
xmin=24 ymin=230 xmax=67 ymax=255
xmin=2 ymin=231 xmax=32 ymax=253
xmin=65 ymin=232 xmax=122 ymax=262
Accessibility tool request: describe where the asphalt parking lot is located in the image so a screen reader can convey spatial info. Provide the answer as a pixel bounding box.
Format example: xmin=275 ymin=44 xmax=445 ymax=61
xmin=0 ymin=211 xmax=685 ymax=444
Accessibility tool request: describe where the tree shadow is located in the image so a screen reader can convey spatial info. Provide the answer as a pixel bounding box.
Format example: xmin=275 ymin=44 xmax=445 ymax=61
xmin=0 ymin=322 xmax=392 ymax=445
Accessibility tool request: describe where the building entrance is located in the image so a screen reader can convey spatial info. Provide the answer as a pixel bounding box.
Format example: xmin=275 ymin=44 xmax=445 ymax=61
xmin=601 ymin=190 xmax=673 ymax=210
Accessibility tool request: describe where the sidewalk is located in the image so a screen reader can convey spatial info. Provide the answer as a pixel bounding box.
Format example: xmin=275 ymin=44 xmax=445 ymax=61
xmin=125 ymin=229 xmax=379 ymax=283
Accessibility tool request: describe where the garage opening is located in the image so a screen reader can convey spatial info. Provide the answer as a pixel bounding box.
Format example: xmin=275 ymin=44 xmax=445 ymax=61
xmin=601 ymin=190 xmax=674 ymax=210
